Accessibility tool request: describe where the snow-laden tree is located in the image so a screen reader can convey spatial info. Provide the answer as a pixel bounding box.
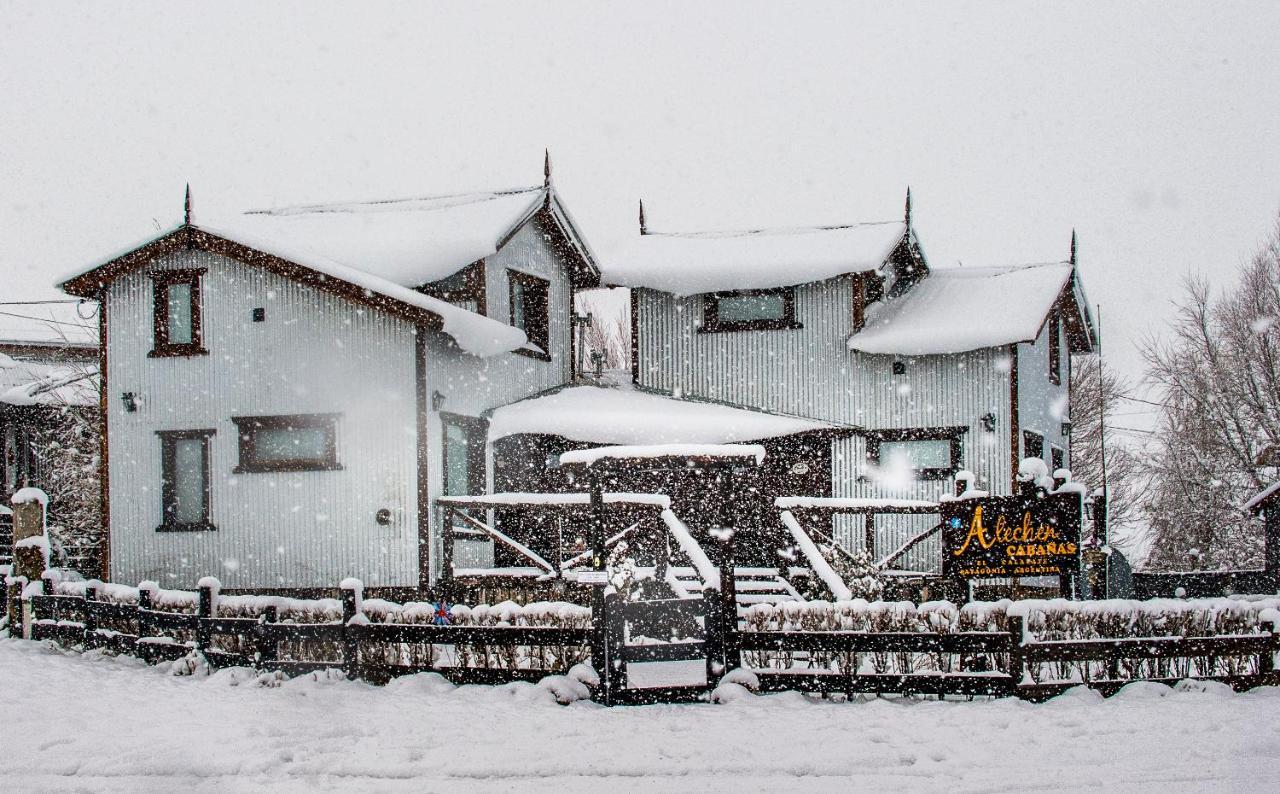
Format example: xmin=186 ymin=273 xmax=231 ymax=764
xmin=35 ymin=401 xmax=102 ymax=573
xmin=1140 ymin=213 xmax=1280 ymax=570
xmin=1068 ymin=353 xmax=1143 ymax=541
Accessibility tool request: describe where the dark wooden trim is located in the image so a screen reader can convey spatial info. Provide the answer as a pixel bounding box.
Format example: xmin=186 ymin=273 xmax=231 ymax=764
xmin=850 ymin=273 xmax=867 ymax=332
xmin=61 ymin=226 xmax=447 ymax=333
xmin=508 ymin=269 xmax=551 ymax=359
xmin=864 ymin=426 xmax=967 ymax=480
xmin=230 ymin=414 xmax=341 ymax=473
xmin=416 ymin=260 xmax=487 ymax=316
xmin=0 ymin=341 xmax=97 ymax=361
xmin=98 ymin=298 xmax=110 ymax=580
xmin=1023 ymin=429 xmax=1044 ymax=461
xmin=1048 ymin=311 xmax=1062 ymax=386
xmin=538 ymin=202 xmax=602 ymax=289
xmin=156 ymin=428 xmax=216 ymax=532
xmin=440 ymin=412 xmax=488 ymax=496
xmin=1009 ymin=343 xmax=1020 ymax=492
xmin=148 ymin=268 xmax=208 ymax=358
xmin=415 ymin=326 xmax=431 ymax=591
xmin=700 ymin=287 xmax=803 ymax=334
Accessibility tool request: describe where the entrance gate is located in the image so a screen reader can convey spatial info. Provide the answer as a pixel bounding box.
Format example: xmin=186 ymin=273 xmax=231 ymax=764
xmin=600 ymin=590 xmax=731 ymax=705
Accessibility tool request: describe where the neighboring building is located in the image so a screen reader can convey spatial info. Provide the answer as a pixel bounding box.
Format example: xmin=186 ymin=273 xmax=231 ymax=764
xmin=59 ymin=175 xmax=600 ymax=592
xmin=602 ymin=196 xmax=1096 ymax=570
xmin=0 ymin=317 xmax=100 ymax=569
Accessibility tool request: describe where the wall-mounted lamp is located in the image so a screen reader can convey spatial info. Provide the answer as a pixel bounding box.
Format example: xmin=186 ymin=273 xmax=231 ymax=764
xmin=375 ymin=508 xmax=392 ymax=526
xmin=1061 ymin=421 xmax=1073 ymax=437
xmin=980 ymin=412 xmax=997 ymax=433
xmin=431 ymin=390 xmax=447 ymax=411
xmin=121 ymin=392 xmax=138 ymax=413
xmin=892 ymin=361 xmax=907 ymax=375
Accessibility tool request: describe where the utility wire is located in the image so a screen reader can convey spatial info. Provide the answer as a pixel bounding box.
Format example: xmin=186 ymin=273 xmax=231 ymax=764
xmin=0 ymin=309 xmax=95 ymax=329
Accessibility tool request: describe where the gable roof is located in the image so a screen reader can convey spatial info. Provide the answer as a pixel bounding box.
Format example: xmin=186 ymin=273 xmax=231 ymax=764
xmin=59 ymin=225 xmax=527 ymax=357
xmin=487 ymin=383 xmax=843 ymax=446
xmin=604 ymin=220 xmax=912 ymax=296
xmin=227 ymin=185 xmax=599 ymax=289
xmin=847 ymin=261 xmax=1096 ymax=356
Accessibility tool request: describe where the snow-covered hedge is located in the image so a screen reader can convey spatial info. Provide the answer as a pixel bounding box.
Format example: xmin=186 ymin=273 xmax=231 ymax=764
xmin=740 ymin=597 xmax=1280 ymax=682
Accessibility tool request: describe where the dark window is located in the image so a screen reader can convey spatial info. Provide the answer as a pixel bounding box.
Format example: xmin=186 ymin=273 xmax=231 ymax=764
xmin=1023 ymin=430 xmax=1044 ymax=461
xmin=1048 ymin=311 xmax=1061 ymax=385
xmin=701 ymin=287 xmax=802 ymax=333
xmin=1051 ymin=446 xmax=1065 ymax=473
xmin=421 ymin=261 xmax=486 ymax=314
xmin=157 ymin=429 xmax=215 ymax=531
xmin=149 ymin=269 xmax=207 ymax=357
xmin=441 ymin=413 xmax=487 ymax=496
xmin=866 ymin=427 xmax=965 ymax=480
xmin=2 ymin=426 xmax=37 ymax=494
xmin=231 ymin=414 xmax=341 ymax=473
xmin=509 ymin=270 xmax=550 ymax=360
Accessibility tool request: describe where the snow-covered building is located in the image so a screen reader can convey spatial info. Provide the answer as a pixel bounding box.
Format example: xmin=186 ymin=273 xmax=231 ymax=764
xmin=59 ymin=173 xmax=600 ymax=592
xmin=604 ymin=195 xmax=1096 ymax=569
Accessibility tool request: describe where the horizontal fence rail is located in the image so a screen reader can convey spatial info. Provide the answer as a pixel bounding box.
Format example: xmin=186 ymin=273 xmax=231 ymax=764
xmin=11 ymin=575 xmax=1280 ymax=705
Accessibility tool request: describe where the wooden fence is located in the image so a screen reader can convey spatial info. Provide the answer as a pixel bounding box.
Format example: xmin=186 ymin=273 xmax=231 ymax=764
xmin=11 ymin=575 xmax=1280 ymax=704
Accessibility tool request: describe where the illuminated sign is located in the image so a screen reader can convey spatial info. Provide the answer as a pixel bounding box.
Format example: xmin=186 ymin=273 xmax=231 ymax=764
xmin=941 ymin=492 xmax=1082 ymax=579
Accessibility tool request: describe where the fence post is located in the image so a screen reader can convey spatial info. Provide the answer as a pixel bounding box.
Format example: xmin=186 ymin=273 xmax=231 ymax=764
xmin=83 ymin=584 xmax=98 ymax=648
xmin=591 ymin=588 xmax=610 ymax=704
xmin=704 ymin=588 xmax=722 ymax=691
xmin=1006 ymin=614 xmax=1026 ymax=697
xmin=1262 ymin=617 xmax=1279 ymax=683
xmin=137 ymin=585 xmax=153 ymax=658
xmin=341 ymin=581 xmax=360 ymax=680
xmin=255 ymin=605 xmax=278 ymax=670
xmin=196 ymin=584 xmax=214 ymax=652
xmin=605 ymin=591 xmax=626 ymax=705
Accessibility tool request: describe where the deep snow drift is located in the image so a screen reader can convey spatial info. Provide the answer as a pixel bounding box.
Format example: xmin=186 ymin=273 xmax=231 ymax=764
xmin=4 ymin=638 xmax=1277 ymax=792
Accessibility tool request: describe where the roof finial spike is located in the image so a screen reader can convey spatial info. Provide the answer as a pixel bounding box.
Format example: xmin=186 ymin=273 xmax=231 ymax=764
xmin=1070 ymin=229 xmax=1078 ymax=266
xmin=184 ymin=183 xmax=192 ymax=226
xmin=543 ymin=149 xmax=552 ymax=189
xmin=639 ymin=199 xmax=648 ymax=235
xmin=904 ymin=186 xmax=913 ymax=226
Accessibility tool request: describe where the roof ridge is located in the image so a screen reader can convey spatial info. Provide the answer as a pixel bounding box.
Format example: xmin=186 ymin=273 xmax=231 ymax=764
xmin=642 ymin=219 xmax=903 ymax=240
xmin=244 ymin=185 xmax=544 ymax=217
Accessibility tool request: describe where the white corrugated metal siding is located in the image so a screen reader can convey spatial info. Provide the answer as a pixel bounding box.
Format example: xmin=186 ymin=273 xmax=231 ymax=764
xmin=636 ymin=278 xmax=1014 ymax=573
xmin=107 ymin=250 xmax=420 ymax=589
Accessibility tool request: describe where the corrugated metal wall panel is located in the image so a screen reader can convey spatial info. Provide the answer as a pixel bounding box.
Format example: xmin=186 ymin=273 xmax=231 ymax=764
xmin=636 ymin=278 xmax=1015 ymax=573
xmin=107 ymin=250 xmax=420 ymax=589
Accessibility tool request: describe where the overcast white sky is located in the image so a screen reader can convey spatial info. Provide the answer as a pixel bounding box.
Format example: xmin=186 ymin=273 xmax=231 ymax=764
xmin=3 ymin=1 xmax=1279 ymax=420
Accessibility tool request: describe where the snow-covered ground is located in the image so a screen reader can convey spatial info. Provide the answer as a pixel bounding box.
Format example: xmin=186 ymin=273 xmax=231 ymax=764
xmin=5 ymin=638 xmax=1279 ymax=793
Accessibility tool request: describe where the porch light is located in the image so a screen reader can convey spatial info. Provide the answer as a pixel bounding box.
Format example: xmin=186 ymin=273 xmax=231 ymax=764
xmin=980 ymin=412 xmax=997 ymax=433
xmin=121 ymin=392 xmax=138 ymax=413
xmin=1061 ymin=421 xmax=1073 ymax=437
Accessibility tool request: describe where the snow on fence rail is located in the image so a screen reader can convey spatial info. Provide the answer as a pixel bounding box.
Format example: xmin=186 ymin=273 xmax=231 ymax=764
xmin=10 ymin=573 xmax=1280 ymax=704
xmin=21 ymin=576 xmax=592 ymax=687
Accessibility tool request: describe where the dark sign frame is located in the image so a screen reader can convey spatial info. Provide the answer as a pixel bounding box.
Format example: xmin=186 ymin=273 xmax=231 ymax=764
xmin=941 ymin=490 xmax=1082 ymax=580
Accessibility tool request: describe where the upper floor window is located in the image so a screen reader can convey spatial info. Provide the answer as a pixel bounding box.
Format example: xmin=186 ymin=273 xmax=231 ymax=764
xmin=231 ymin=414 xmax=341 ymax=473
xmin=1023 ymin=430 xmax=1045 ymax=461
xmin=1048 ymin=311 xmax=1061 ymax=385
xmin=150 ymin=269 xmax=207 ymax=357
xmin=867 ymin=427 xmax=965 ymax=480
xmin=1051 ymin=446 xmax=1065 ymax=473
xmin=509 ymin=270 xmax=550 ymax=360
xmin=701 ymin=287 xmax=802 ymax=333
xmin=157 ymin=428 xmax=215 ymax=532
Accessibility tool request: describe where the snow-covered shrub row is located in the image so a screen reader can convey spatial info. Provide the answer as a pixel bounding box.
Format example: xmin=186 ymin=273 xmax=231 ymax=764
xmin=740 ymin=597 xmax=1280 ymax=682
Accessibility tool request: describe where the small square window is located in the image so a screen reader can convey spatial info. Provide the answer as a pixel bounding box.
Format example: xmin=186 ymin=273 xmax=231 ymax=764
xmin=232 ymin=414 xmax=341 ymax=473
xmin=702 ymin=287 xmax=802 ymax=333
xmin=149 ymin=269 xmax=208 ymax=357
xmin=1051 ymin=446 xmax=1065 ymax=473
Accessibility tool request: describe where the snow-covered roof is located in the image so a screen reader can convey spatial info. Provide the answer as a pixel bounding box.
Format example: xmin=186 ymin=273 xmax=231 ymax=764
xmin=0 ymin=353 xmax=98 ymax=407
xmin=487 ymin=385 xmax=837 ymax=446
xmin=604 ymin=221 xmax=908 ymax=296
xmin=848 ymin=261 xmax=1076 ymax=355
xmin=225 ymin=187 xmax=547 ymax=289
xmin=192 ymin=223 xmax=526 ymax=357
xmin=560 ymin=443 xmax=767 ymax=467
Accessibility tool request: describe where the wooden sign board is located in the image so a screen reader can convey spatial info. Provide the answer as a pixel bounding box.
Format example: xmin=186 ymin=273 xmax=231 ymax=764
xmin=941 ymin=491 xmax=1082 ymax=579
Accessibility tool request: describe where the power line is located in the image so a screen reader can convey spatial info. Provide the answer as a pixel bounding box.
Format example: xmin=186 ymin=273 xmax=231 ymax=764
xmin=0 ymin=309 xmax=95 ymax=330
xmin=0 ymin=299 xmax=85 ymax=306
xmin=1117 ymin=394 xmax=1165 ymax=408
xmin=1111 ymin=425 xmax=1156 ymax=435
